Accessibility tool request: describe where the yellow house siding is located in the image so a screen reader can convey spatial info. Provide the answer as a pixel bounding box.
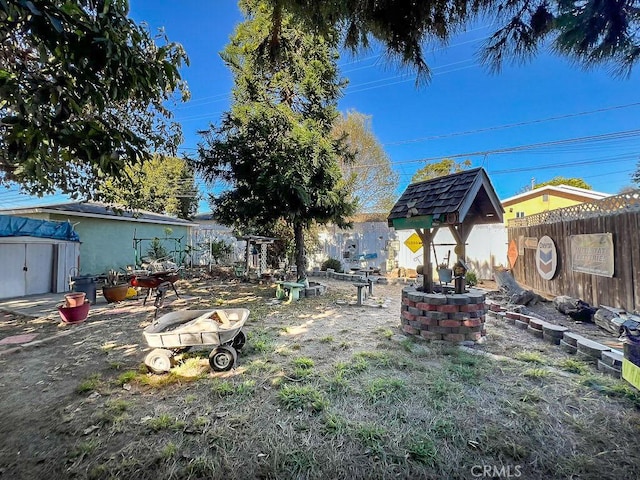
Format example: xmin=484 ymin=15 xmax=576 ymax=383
xmin=503 ymin=195 xmax=585 ymax=224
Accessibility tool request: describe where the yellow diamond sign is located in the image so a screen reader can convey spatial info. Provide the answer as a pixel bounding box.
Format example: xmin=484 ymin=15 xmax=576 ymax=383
xmin=404 ymin=233 xmax=423 ymax=253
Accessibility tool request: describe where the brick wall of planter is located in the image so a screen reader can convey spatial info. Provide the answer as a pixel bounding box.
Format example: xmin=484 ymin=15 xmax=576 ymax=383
xmin=400 ymin=286 xmax=487 ymax=342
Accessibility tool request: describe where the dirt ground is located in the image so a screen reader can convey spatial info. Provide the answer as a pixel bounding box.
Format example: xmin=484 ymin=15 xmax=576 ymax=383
xmin=0 ymin=274 xmax=638 ymax=479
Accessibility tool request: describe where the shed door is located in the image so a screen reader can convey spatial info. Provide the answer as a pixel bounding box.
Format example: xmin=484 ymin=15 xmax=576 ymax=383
xmin=0 ymin=243 xmax=54 ymax=299
xmin=0 ymin=243 xmax=27 ymax=298
xmin=25 ymin=243 xmax=53 ymax=295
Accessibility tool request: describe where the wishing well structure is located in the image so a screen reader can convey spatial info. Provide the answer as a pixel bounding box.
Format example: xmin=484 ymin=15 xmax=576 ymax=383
xmin=387 ymin=168 xmax=504 ymax=341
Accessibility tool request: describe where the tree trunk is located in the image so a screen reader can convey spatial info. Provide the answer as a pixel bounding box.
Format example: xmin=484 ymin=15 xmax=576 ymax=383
xmin=294 ymin=221 xmax=307 ymax=285
xmin=494 ymin=269 xmax=543 ymax=305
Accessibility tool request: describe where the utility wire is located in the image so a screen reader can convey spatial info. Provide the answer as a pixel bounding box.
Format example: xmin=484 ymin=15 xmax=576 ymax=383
xmin=384 ymin=102 xmax=640 ymax=146
xmin=352 ymin=128 xmax=640 ymax=169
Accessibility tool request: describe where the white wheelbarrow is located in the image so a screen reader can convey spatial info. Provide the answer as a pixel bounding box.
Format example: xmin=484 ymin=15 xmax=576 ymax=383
xmin=143 ymin=308 xmax=249 ymax=374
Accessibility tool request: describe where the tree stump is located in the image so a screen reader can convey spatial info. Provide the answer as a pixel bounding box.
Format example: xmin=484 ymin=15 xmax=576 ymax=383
xmin=493 ymin=269 xmax=543 ymax=306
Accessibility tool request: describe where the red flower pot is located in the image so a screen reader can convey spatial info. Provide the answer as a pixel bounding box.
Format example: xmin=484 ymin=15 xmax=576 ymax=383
xmin=58 ymin=301 xmax=90 ymax=324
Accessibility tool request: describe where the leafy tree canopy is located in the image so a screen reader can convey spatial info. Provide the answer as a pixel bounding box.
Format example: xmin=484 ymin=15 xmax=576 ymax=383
xmin=266 ymin=0 xmax=640 ymax=81
xmin=411 ymin=158 xmax=471 ymax=183
xmin=196 ymin=0 xmax=356 ymax=278
xmin=0 ymin=0 xmax=189 ymax=199
xmin=534 ymin=176 xmax=592 ymax=190
xmin=100 ymin=155 xmax=199 ymax=220
xmin=331 ymin=110 xmax=398 ymax=213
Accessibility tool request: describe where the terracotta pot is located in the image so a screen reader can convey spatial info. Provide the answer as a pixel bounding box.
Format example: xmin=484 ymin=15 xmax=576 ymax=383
xmin=102 ymin=284 xmax=129 ymax=303
xmin=64 ymin=292 xmax=86 ymax=307
xmin=58 ymin=301 xmax=90 ymax=324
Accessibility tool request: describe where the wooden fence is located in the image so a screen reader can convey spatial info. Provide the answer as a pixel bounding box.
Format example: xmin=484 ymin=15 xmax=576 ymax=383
xmin=507 ymin=190 xmax=640 ymax=312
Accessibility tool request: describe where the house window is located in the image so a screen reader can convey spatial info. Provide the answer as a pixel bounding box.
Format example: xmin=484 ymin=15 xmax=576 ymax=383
xmin=542 ymin=194 xmax=549 ymax=202
xmin=516 ymin=212 xmax=525 ymax=218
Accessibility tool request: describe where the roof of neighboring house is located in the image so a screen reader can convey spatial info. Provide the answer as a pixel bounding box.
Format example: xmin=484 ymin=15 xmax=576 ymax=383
xmin=501 ymin=184 xmax=610 ymax=206
xmin=0 ymin=202 xmax=195 ymax=226
xmin=193 ymin=212 xmax=216 ymax=221
xmin=388 ymin=167 xmax=504 ymax=227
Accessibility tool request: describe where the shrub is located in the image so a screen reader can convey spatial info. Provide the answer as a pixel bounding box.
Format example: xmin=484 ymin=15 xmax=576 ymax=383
xmin=321 ymin=257 xmax=343 ymax=272
xmin=465 ymin=270 xmax=478 ymax=287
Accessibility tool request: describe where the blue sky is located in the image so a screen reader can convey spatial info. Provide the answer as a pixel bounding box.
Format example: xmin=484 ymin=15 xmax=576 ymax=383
xmin=2 ymin=0 xmax=639 ymax=211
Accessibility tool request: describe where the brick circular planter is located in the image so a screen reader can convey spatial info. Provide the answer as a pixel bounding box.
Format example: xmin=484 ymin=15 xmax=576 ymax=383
xmin=400 ymin=287 xmax=486 ymax=342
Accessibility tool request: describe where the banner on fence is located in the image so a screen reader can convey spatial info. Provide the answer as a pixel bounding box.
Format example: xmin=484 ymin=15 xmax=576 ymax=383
xmin=570 ymin=233 xmax=614 ymax=277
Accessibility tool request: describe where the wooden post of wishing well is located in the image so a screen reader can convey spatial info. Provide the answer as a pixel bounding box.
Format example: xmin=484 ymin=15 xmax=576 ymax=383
xmin=417 ymin=228 xmax=433 ymax=293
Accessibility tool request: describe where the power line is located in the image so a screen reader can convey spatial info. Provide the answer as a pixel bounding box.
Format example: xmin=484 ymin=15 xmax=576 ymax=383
xmin=352 ymin=128 xmax=640 ymax=169
xmin=384 ymin=102 xmax=640 ymax=146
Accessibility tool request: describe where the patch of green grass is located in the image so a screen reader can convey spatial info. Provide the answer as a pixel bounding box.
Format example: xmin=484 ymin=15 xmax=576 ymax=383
xmin=292 ymin=357 xmax=315 ymax=378
xmin=429 ymin=375 xmax=461 ymax=400
xmin=105 ymin=399 xmax=131 ymax=414
xmin=108 ymin=361 xmax=124 ymax=370
xmin=516 ymin=351 xmax=545 ymax=364
xmin=244 ymin=358 xmax=279 ymax=374
xmin=558 ymin=358 xmax=590 ymax=375
xmin=322 ymin=412 xmax=348 ymax=435
xmin=406 ymin=435 xmax=438 ymax=466
xmin=147 ymin=414 xmax=185 ymax=432
xmin=246 ymin=328 xmax=276 ymax=354
xmin=235 ymin=379 xmax=256 ymax=396
xmin=277 ymin=384 xmax=327 ymax=412
xmin=211 ymin=379 xmax=235 ymax=397
xmin=378 ymin=328 xmax=394 ymax=339
xmin=446 ymin=362 xmax=480 ymax=382
xmin=172 ymin=357 xmax=208 ymax=379
xmin=280 ymin=450 xmax=317 ymax=477
xmin=324 ymin=368 xmax=350 ymax=395
xmin=354 ymin=351 xmax=392 ymax=367
xmin=581 ymin=376 xmax=640 ymax=407
xmin=160 ymin=441 xmax=178 ymax=459
xmin=354 ymin=423 xmax=386 ymax=452
xmin=292 ymin=357 xmax=314 ymax=369
xmin=523 ymin=368 xmax=551 ymax=379
xmin=364 ymin=377 xmax=408 ymax=403
xmin=115 ymin=370 xmax=138 ymax=386
xmin=183 ymin=456 xmax=218 ymax=477
xmin=430 ymin=418 xmax=458 ymax=439
xmin=319 ymin=335 xmax=334 ymax=343
xmin=76 ymin=374 xmax=102 ymax=394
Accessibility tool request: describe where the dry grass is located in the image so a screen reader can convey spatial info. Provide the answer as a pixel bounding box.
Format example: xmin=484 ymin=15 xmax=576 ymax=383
xmin=3 ymin=277 xmax=640 ymax=480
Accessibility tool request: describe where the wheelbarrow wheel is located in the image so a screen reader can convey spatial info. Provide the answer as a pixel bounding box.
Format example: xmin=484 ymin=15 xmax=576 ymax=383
xmin=145 ymin=348 xmax=174 ymax=374
xmin=232 ymin=331 xmax=246 ymax=350
xmin=209 ymin=345 xmax=237 ymax=372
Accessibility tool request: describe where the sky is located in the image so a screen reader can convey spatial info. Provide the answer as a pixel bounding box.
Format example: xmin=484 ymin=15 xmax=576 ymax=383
xmin=2 ymin=0 xmax=639 ymax=212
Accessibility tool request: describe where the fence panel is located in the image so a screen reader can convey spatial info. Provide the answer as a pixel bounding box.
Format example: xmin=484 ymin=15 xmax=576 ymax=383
xmin=508 ymin=190 xmax=640 ymax=312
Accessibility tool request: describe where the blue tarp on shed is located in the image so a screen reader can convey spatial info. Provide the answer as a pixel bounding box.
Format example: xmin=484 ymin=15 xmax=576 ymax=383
xmin=0 ymin=215 xmax=80 ymax=242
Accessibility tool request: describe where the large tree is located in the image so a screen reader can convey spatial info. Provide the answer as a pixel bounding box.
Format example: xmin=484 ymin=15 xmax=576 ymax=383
xmin=535 ymin=176 xmax=592 ymax=190
xmin=411 ymin=158 xmax=471 ymax=183
xmin=0 ymin=0 xmax=189 ymax=199
xmin=196 ymin=0 xmax=356 ymax=281
xmin=100 ymin=155 xmax=199 ymax=220
xmin=265 ymin=1 xmax=640 ymax=80
xmin=331 ymin=110 xmax=398 ymax=213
